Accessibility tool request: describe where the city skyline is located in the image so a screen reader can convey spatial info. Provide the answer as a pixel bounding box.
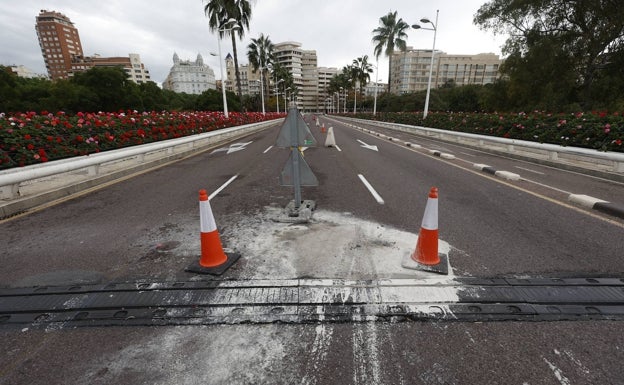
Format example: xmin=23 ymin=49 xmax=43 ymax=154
xmin=0 ymin=0 xmax=507 ymax=86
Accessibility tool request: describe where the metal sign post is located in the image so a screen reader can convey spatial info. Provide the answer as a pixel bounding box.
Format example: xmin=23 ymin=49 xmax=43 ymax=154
xmin=275 ymin=104 xmax=318 ymax=222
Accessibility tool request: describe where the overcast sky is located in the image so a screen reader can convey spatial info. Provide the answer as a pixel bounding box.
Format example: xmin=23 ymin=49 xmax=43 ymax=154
xmin=0 ymin=0 xmax=507 ymax=86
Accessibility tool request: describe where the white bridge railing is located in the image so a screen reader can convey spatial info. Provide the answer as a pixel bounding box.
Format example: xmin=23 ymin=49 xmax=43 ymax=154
xmin=344 ymin=117 xmax=624 ymax=176
xmin=0 ymin=120 xmax=278 ymax=200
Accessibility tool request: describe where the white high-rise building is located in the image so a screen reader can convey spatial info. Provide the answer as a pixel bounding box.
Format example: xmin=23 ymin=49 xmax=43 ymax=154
xmin=162 ymin=53 xmax=216 ymax=94
xmin=390 ymin=48 xmax=503 ymax=94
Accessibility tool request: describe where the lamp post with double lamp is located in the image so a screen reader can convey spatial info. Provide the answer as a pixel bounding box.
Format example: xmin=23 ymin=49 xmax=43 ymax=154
xmin=412 ymin=9 xmax=438 ymax=119
xmin=214 ymin=18 xmax=239 ymax=119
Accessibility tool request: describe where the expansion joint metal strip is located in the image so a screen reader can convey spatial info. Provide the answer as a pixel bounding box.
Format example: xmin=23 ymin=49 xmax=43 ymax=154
xmin=1 ymin=277 xmax=624 ymax=328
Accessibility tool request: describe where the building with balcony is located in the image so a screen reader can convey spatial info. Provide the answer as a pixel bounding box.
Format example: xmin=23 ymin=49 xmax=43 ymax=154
xmin=162 ymin=53 xmax=215 ymax=94
xmin=35 ymin=9 xmax=84 ymax=80
xmin=390 ymin=48 xmax=503 ymax=94
xmin=225 ymin=53 xmax=261 ymax=96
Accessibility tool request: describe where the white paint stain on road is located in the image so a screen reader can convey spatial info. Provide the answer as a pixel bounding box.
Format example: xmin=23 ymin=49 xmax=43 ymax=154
xmin=544 ymin=357 xmax=571 ymax=385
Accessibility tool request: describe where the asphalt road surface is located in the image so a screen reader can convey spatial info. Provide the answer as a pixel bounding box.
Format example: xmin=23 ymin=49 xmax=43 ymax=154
xmin=1 ymin=113 xmax=624 ymax=385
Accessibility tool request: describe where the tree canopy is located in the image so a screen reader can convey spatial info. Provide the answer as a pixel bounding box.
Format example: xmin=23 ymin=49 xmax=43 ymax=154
xmin=0 ymin=66 xmax=240 ymax=114
xmin=474 ymin=0 xmax=624 ymax=110
xmin=372 ymin=11 xmax=409 ymax=93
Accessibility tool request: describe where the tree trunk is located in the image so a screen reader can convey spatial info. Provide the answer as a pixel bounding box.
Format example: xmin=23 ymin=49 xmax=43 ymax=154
xmin=230 ymin=34 xmax=243 ymax=98
xmin=387 ymin=54 xmax=393 ymax=93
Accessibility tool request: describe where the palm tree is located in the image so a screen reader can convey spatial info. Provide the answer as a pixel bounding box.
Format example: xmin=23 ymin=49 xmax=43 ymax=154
xmin=247 ymin=33 xmax=274 ymax=104
xmin=352 ymin=55 xmax=374 ymax=96
xmin=372 ymin=10 xmax=409 ymax=93
xmin=204 ymin=0 xmax=253 ymax=98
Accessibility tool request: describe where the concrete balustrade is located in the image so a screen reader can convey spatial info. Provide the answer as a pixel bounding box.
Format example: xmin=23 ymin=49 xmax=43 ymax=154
xmin=0 ymin=120 xmax=278 ymax=201
xmin=347 ymin=118 xmax=624 ymax=177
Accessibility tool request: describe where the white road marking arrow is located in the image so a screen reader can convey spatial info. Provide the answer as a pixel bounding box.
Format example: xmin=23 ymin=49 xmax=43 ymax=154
xmin=211 ymin=141 xmax=253 ymax=154
xmin=357 ymin=139 xmax=378 ymax=152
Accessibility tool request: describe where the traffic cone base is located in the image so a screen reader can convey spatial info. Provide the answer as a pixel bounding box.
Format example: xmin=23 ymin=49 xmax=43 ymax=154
xmin=401 ymin=251 xmax=449 ymax=275
xmin=186 ymin=252 xmax=241 ymax=275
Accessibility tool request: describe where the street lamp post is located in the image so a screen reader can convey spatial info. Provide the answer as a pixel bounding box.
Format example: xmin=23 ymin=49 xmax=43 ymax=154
xmin=284 ymin=86 xmax=291 ymax=111
xmin=343 ymin=87 xmax=347 ymax=113
xmin=373 ymin=59 xmax=379 ymax=115
xmin=275 ymin=78 xmax=284 ymax=113
xmin=259 ymin=59 xmax=265 ymax=115
xmin=353 ymin=80 xmax=359 ymax=114
xmin=412 ymin=9 xmax=438 ymax=119
xmin=339 ymin=87 xmax=343 ymax=114
xmin=215 ymin=19 xmax=239 ymax=119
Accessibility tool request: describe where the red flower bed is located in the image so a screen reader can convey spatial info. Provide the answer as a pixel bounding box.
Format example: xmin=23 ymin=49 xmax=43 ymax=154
xmin=0 ymin=110 xmax=284 ymax=169
xmin=350 ymin=110 xmax=624 ymax=153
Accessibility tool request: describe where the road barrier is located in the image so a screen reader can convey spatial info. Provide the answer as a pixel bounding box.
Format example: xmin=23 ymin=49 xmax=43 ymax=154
xmin=0 ymin=120 xmax=278 ymax=201
xmin=325 ymin=127 xmax=336 ymax=147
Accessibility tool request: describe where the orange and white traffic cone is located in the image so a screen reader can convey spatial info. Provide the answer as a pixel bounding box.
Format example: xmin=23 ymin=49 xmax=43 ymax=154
xmin=321 ymin=123 xmax=326 ymax=133
xmin=186 ymin=189 xmax=240 ymax=275
xmin=402 ymin=187 xmax=448 ymax=274
xmin=413 ymin=187 xmax=440 ymax=265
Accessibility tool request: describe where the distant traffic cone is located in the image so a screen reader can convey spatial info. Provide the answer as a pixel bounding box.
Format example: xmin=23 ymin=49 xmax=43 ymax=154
xmin=321 ymin=123 xmax=326 ymax=133
xmin=186 ymin=189 xmax=240 ymax=275
xmin=401 ymin=187 xmax=448 ymax=274
xmin=325 ymin=127 xmax=336 ymax=147
xmin=316 ymin=118 xmax=320 ymax=127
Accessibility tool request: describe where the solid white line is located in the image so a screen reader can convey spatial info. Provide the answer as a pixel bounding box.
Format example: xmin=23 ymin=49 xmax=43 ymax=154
xmin=334 ymin=145 xmax=342 ymax=152
xmin=209 ymin=175 xmax=238 ymax=200
xmin=263 ymin=146 xmax=273 ymax=154
xmin=358 ymin=174 xmax=385 ymax=204
xmin=459 ymin=152 xmax=476 ymax=157
xmin=515 ymin=166 xmax=545 ymax=175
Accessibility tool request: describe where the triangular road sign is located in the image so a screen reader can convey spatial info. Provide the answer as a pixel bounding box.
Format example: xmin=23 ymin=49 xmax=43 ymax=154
xmin=276 ymin=108 xmax=317 ymax=147
xmin=279 ymin=150 xmax=319 ymax=186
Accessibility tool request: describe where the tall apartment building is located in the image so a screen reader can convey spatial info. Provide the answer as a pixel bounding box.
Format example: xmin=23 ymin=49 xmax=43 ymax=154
xmin=162 ymin=53 xmax=216 ymax=94
xmin=317 ymin=66 xmax=338 ymax=99
xmin=273 ymin=42 xmax=304 ymax=109
xmin=35 ymin=9 xmax=151 ymax=83
xmin=390 ymin=48 xmax=502 ymax=94
xmin=35 ymin=9 xmax=84 ymax=80
xmin=301 ymin=49 xmax=319 ymax=112
xmin=271 ymin=42 xmax=324 ymax=112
